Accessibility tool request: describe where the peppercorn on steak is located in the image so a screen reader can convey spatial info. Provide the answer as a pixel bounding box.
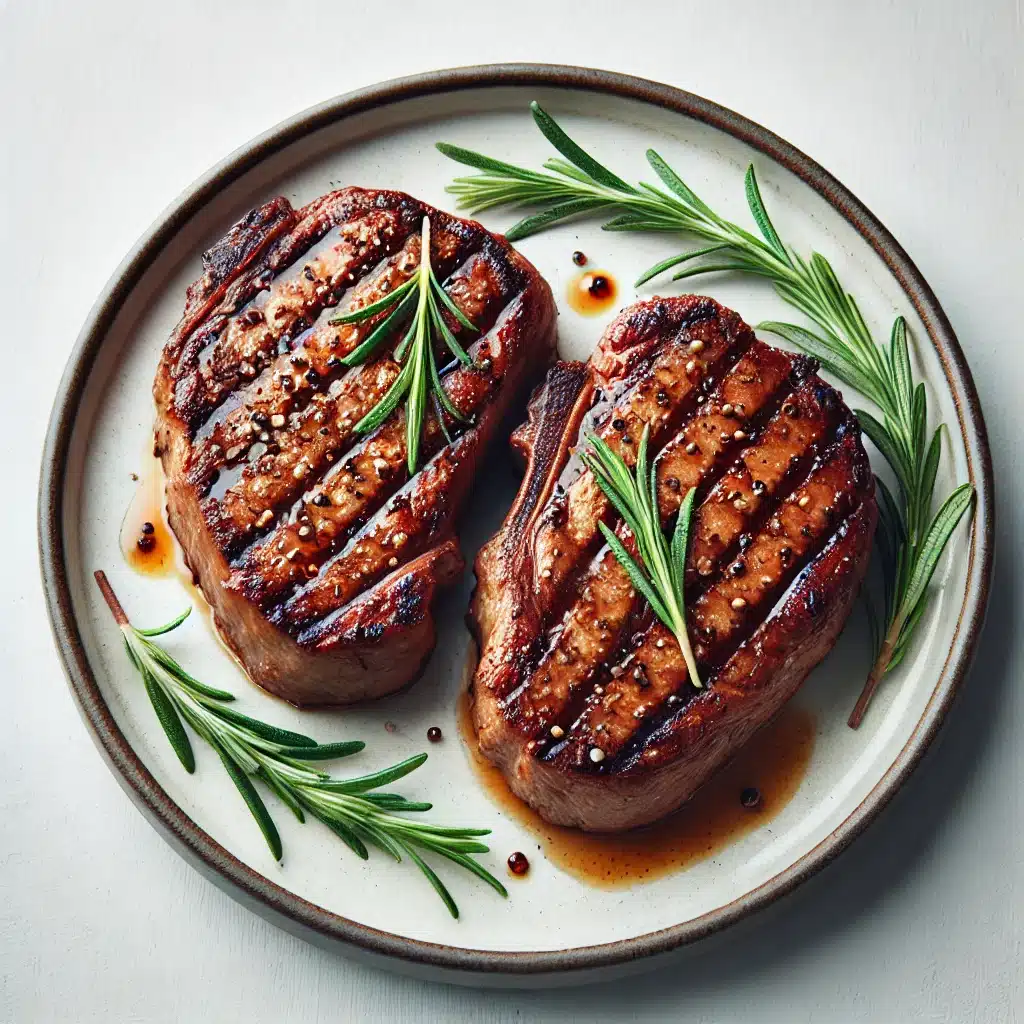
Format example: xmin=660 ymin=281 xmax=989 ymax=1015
xmin=154 ymin=188 xmax=556 ymax=706
xmin=469 ymin=296 xmax=876 ymax=831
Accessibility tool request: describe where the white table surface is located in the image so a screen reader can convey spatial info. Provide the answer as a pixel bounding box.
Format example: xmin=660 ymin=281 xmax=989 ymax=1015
xmin=2 ymin=1 xmax=1022 ymax=1019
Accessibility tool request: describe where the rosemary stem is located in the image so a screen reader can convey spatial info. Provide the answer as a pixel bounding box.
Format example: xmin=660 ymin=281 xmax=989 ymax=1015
xmin=439 ymin=103 xmax=975 ymax=730
xmin=94 ymin=569 xmax=129 ymax=625
xmin=848 ymin=618 xmax=901 ymax=729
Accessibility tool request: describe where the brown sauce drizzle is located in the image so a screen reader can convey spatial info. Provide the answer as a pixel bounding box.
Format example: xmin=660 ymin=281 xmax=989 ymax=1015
xmin=120 ymin=455 xmax=176 ymax=577
xmin=566 ymin=269 xmax=618 ymax=316
xmin=120 ymin=451 xmax=249 ymax=675
xmin=457 ymin=686 xmax=815 ymax=888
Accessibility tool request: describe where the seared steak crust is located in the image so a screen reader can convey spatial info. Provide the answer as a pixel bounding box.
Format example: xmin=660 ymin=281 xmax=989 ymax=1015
xmin=155 ymin=188 xmax=556 ymax=706
xmin=470 ymin=296 xmax=876 ymax=831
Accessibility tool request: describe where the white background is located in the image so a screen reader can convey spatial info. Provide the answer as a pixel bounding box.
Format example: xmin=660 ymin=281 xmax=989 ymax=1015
xmin=2 ymin=1 xmax=1021 ymax=1020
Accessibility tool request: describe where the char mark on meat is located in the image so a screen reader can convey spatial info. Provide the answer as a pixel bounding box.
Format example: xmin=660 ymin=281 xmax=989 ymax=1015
xmin=155 ymin=187 xmax=557 ymax=706
xmin=469 ymin=296 xmax=876 ymax=831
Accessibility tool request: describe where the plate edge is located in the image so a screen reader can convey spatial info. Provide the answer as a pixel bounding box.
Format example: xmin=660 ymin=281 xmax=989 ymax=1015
xmin=37 ymin=62 xmax=995 ymax=982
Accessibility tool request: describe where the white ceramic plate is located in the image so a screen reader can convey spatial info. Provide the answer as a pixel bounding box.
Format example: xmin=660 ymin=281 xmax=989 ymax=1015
xmin=40 ymin=66 xmax=992 ymax=986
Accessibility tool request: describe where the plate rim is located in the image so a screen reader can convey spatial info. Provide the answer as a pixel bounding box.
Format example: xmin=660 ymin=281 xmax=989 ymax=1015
xmin=38 ymin=62 xmax=994 ymax=979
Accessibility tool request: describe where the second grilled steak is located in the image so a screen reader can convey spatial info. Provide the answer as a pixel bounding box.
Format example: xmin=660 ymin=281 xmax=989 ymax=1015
xmin=155 ymin=188 xmax=556 ymax=706
xmin=470 ymin=296 xmax=876 ymax=831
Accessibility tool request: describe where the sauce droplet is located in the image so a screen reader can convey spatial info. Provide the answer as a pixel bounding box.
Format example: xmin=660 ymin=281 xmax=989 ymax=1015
xmin=572 ymin=250 xmax=588 ymax=266
xmin=121 ymin=457 xmax=175 ymax=577
xmin=507 ymin=851 xmax=530 ymax=876
xmin=566 ymin=269 xmax=618 ymax=316
xmin=456 ymin=680 xmax=815 ymax=889
xmin=427 ymin=726 xmax=443 ymax=743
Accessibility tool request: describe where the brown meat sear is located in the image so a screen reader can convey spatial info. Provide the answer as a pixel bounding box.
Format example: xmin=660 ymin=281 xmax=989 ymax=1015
xmin=469 ymin=296 xmax=875 ymax=831
xmin=155 ymin=187 xmax=557 ymax=706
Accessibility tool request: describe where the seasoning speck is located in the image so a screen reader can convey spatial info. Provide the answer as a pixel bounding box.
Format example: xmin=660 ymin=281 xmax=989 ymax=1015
xmin=741 ymin=787 xmax=761 ymax=809
xmin=589 ymin=747 xmax=606 ymax=763
xmin=572 ymin=250 xmax=587 ymax=266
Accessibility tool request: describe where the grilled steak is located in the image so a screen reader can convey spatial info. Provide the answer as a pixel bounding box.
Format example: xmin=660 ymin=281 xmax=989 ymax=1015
xmin=470 ymin=296 xmax=876 ymax=831
xmin=155 ymin=188 xmax=556 ymax=706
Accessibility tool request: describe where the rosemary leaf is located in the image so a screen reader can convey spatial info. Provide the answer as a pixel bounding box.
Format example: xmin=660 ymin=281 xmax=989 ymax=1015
xmin=340 ymin=287 xmax=418 ymax=368
xmin=94 ymin=571 xmax=503 ymax=918
xmin=899 ymin=484 xmax=975 ymax=619
xmin=506 ymin=197 xmax=612 ymax=241
xmin=329 ymin=277 xmax=417 ymax=325
xmin=213 ymin=739 xmax=284 ymax=861
xmin=315 ymin=753 xmax=428 ymax=793
xmin=744 ymin=165 xmax=787 ymax=258
xmin=136 ymin=607 xmax=192 ymax=637
xmin=438 ymin=104 xmax=974 ymax=725
xmin=529 ymin=100 xmax=635 ymax=194
xmin=274 ymin=741 xmax=366 ymax=761
xmin=142 ymin=670 xmax=195 ymax=773
xmin=582 ymin=427 xmax=702 ymax=689
xmin=330 ymin=215 xmax=478 ymax=472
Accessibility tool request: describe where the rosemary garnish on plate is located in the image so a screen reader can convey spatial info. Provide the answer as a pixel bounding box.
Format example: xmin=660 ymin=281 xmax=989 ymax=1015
xmin=581 ymin=426 xmax=701 ymax=690
xmin=94 ymin=570 xmax=505 ymax=918
xmin=438 ymin=104 xmax=974 ymax=727
xmin=328 ymin=215 xmax=476 ymax=473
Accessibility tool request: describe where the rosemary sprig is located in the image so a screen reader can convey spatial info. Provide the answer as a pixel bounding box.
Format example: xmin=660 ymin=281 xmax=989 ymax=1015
xmin=94 ymin=570 xmax=506 ymax=918
xmin=328 ymin=215 xmax=477 ymax=473
xmin=438 ymin=104 xmax=974 ymax=727
xmin=581 ymin=427 xmax=701 ymax=690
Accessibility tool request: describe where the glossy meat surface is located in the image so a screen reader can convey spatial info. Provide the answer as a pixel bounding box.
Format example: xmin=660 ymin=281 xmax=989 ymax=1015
xmin=470 ymin=296 xmax=875 ymax=831
xmin=155 ymin=188 xmax=556 ymax=705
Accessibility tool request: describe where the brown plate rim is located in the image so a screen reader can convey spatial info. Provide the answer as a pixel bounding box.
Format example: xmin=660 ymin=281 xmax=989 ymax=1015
xmin=37 ymin=63 xmax=994 ymax=980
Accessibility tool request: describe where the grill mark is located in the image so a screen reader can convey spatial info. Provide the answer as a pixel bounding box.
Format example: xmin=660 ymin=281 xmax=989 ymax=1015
xmin=226 ymin=288 xmax=526 ymax=606
xmin=192 ymin=210 xmax=409 ymax=422
xmin=541 ymin=429 xmax=869 ymax=769
xmin=654 ymin=343 xmax=804 ymax=518
xmin=279 ymin=432 xmax=476 ymax=634
xmin=188 ymin=226 xmax=457 ymax=486
xmin=174 ymin=200 xmax=421 ymax=428
xmin=199 ymin=243 xmax=518 ymax=557
xmin=682 ymin=378 xmax=844 ymax=590
xmin=617 ymin=500 xmax=872 ymax=773
xmin=528 ymin=313 xmax=755 ymax=628
xmin=173 ymin=191 xmax=495 ymax=440
xmin=549 ymin=620 xmax=691 ymax=769
xmin=690 ymin=431 xmax=867 ymax=668
xmin=505 ymin=341 xmax=802 ymax=739
xmin=168 ymin=199 xmax=297 ymax=375
xmin=500 ymin=546 xmax=632 ymax=737
xmin=297 ymin=539 xmax=464 ymax=651
xmin=189 ymin=229 xmax=425 ymax=460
